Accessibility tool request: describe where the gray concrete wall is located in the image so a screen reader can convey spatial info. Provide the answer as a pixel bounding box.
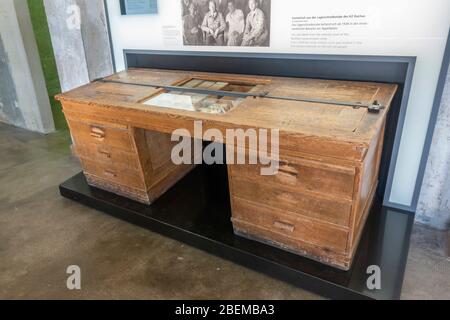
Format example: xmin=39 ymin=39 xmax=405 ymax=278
xmin=0 ymin=0 xmax=55 ymax=133
xmin=417 ymin=67 xmax=450 ymax=230
xmin=44 ymin=0 xmax=113 ymax=92
xmin=77 ymin=0 xmax=114 ymax=81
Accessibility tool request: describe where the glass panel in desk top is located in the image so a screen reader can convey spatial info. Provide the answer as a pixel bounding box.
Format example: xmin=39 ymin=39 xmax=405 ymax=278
xmin=142 ymin=79 xmax=256 ymax=114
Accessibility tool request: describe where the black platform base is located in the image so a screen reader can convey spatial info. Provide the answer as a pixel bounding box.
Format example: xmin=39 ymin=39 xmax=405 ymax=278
xmin=59 ymin=165 xmax=414 ymax=300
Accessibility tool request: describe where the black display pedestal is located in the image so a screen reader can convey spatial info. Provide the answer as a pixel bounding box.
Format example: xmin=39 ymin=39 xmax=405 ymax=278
xmin=59 ymin=165 xmax=414 ymax=300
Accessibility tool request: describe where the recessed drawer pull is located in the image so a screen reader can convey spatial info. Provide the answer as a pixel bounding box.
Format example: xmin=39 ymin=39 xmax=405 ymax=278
xmin=278 ymin=161 xmax=299 ymax=176
xmin=273 ymin=221 xmax=295 ymax=233
xmin=276 ymin=164 xmax=299 ymax=185
xmin=98 ymin=149 xmax=111 ymax=158
xmin=278 ymin=167 xmax=298 ymax=177
xmin=104 ymin=170 xmax=117 ymax=178
xmin=90 ymin=127 xmax=105 ymax=139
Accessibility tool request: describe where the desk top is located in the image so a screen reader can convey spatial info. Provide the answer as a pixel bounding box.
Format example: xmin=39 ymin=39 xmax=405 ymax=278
xmin=57 ymin=68 xmax=397 ymax=162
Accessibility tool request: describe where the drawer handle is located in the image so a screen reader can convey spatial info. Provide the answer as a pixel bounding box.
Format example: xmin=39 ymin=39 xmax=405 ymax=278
xmin=98 ymin=149 xmax=111 ymax=158
xmin=90 ymin=127 xmax=105 ymax=140
xmin=278 ymin=161 xmax=298 ymax=177
xmin=104 ymin=170 xmax=117 ymax=178
xmin=273 ymin=221 xmax=295 ymax=233
xmin=276 ymin=164 xmax=298 ymax=185
xmin=279 ymin=167 xmax=298 ymax=177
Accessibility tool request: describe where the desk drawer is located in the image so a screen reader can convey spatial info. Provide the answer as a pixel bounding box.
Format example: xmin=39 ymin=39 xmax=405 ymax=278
xmin=80 ymin=159 xmax=145 ymax=190
xmin=230 ymin=177 xmax=352 ymax=227
xmin=231 ymin=197 xmax=349 ymax=254
xmin=228 ymin=154 xmax=355 ymax=200
xmin=74 ymin=143 xmax=141 ymax=169
xmin=67 ymin=118 xmax=135 ymax=152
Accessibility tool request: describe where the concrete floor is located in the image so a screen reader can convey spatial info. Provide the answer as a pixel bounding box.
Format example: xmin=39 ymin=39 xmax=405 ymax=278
xmin=0 ymin=123 xmax=449 ymax=300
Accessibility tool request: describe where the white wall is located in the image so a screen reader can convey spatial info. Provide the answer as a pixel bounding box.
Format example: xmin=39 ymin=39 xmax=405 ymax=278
xmin=105 ymin=0 xmax=450 ymax=209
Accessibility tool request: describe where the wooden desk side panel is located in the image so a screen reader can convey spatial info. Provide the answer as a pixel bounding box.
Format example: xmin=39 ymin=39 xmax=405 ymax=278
xmin=347 ymin=119 xmax=387 ymax=253
xmin=132 ymin=128 xmax=196 ymax=203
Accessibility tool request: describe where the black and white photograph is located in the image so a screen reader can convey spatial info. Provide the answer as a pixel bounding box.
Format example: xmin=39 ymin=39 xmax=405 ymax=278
xmin=181 ymin=0 xmax=271 ymax=46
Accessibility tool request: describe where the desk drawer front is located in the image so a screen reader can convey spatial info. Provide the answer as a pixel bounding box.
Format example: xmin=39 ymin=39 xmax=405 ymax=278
xmin=80 ymin=159 xmax=145 ymax=190
xmin=230 ymin=177 xmax=352 ymax=226
xmin=229 ymin=156 xmax=355 ymax=200
xmin=67 ymin=118 xmax=135 ymax=152
xmin=231 ymin=198 xmax=349 ymax=253
xmin=74 ymin=143 xmax=141 ymax=169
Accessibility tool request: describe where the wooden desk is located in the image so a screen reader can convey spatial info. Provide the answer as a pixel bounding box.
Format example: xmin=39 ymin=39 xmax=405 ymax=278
xmin=57 ymin=68 xmax=397 ymax=270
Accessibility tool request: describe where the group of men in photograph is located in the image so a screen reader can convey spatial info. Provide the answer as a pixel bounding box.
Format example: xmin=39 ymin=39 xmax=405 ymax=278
xmin=182 ymin=0 xmax=270 ymax=46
